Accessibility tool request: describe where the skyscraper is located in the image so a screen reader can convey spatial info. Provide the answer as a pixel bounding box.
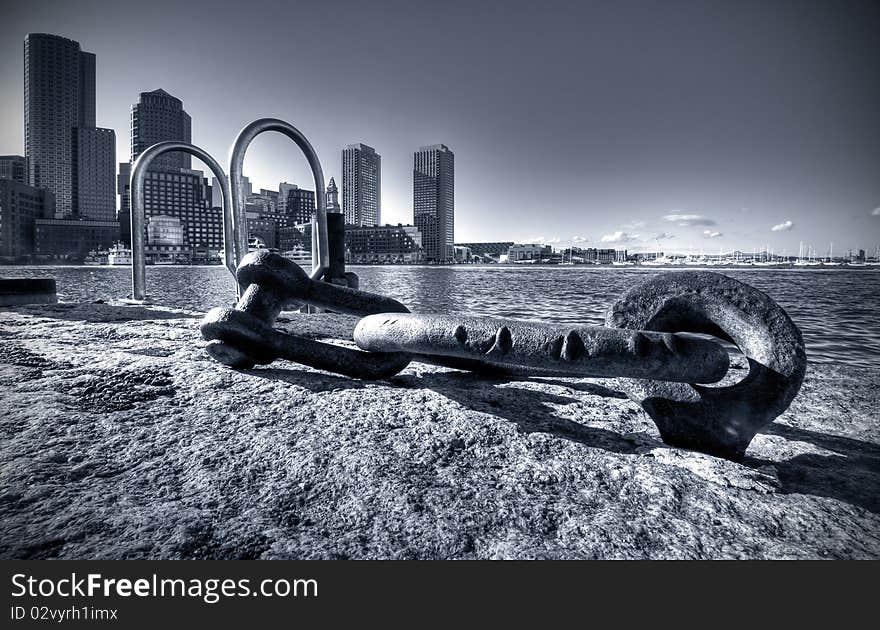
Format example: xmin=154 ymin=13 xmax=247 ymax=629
xmin=130 ymin=89 xmax=192 ymax=170
xmin=342 ymin=143 xmax=380 ymax=226
xmin=123 ymin=89 xmax=221 ymax=254
xmin=413 ymin=144 xmax=454 ymax=262
xmin=72 ymin=127 xmax=116 ymax=221
xmin=24 ymin=33 xmax=107 ymax=217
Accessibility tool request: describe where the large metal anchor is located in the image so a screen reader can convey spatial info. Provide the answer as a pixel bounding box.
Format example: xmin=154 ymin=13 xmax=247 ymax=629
xmin=201 ymin=253 xmax=806 ymax=460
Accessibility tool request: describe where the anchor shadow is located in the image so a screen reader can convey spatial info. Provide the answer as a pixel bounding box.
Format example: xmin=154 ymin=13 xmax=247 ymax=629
xmin=391 ymin=370 xmax=653 ymax=456
xmin=748 ymin=423 xmax=880 ymax=514
xmin=246 ymin=362 xmax=880 ymax=514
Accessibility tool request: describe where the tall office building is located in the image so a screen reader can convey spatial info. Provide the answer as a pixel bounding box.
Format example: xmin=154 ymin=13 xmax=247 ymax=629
xmin=0 ymin=156 xmax=28 ymax=184
xmin=124 ymin=89 xmax=221 ymax=253
xmin=342 ymin=143 xmax=380 ymax=226
xmin=130 ymin=89 xmax=192 ymax=170
xmin=24 ymin=33 xmax=111 ymax=218
xmin=413 ymin=144 xmax=454 ymax=262
xmin=72 ymin=127 xmax=116 ymax=220
xmin=117 ymin=161 xmax=131 ymax=241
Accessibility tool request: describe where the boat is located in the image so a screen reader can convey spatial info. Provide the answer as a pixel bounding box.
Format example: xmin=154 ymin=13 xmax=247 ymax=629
xmin=83 ymin=250 xmax=108 ymax=265
xmin=280 ymin=244 xmax=313 ymax=268
xmin=107 ymin=243 xmax=132 ymax=266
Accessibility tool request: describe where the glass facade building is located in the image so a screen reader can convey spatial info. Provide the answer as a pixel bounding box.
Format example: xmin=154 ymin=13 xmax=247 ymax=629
xmin=413 ymin=144 xmax=454 ymax=263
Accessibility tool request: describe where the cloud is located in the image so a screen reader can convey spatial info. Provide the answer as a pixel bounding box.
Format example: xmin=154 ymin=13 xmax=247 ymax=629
xmin=703 ymin=230 xmax=722 ymax=238
xmin=571 ymin=235 xmax=588 ymax=243
xmin=652 ymin=232 xmax=675 ymax=241
xmin=663 ymin=213 xmax=716 ymax=227
xmin=600 ymin=231 xmax=639 ymax=243
xmin=771 ymin=220 xmax=794 ymax=232
xmin=872 ymin=207 xmax=880 ymax=216
xmin=525 ymin=235 xmax=561 ymax=244
xmin=623 ymin=220 xmax=646 ymax=229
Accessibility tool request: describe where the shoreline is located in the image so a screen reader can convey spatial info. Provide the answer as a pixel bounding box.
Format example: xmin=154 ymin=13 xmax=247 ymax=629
xmin=2 ymin=263 xmax=879 ymax=271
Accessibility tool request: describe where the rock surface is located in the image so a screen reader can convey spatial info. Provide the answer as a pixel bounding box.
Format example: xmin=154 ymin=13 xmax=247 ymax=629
xmin=1 ymin=302 xmax=878 ymax=559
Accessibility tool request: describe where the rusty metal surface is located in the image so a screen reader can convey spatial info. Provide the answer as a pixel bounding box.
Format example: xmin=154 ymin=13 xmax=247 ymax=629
xmin=201 ymin=307 xmax=412 ymax=379
xmin=606 ymin=270 xmax=807 ymax=460
xmin=353 ymin=313 xmax=729 ymax=382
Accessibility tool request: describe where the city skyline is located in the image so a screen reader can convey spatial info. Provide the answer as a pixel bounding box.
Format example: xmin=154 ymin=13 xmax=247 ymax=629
xmin=1 ymin=0 xmax=879 ymax=253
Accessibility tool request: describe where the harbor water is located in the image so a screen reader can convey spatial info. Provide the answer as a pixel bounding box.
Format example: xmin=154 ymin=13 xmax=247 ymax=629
xmin=2 ymin=265 xmax=878 ymax=368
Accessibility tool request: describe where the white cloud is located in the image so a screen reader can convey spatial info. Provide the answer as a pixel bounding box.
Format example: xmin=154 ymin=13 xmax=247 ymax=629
xmin=703 ymin=230 xmax=722 ymax=238
xmin=663 ymin=213 xmax=716 ymax=227
xmin=571 ymin=235 xmax=588 ymax=243
xmin=771 ymin=220 xmax=794 ymax=232
xmin=525 ymin=235 xmax=561 ymax=244
xmin=871 ymin=207 xmax=880 ymax=216
xmin=623 ymin=220 xmax=646 ymax=229
xmin=600 ymin=231 xmax=639 ymax=243
xmin=652 ymin=232 xmax=675 ymax=241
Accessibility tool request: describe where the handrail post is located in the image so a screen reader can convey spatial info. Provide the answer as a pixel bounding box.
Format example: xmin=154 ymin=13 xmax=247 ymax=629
xmin=129 ymin=141 xmax=237 ymax=301
xmin=228 ymin=118 xmax=328 ymax=281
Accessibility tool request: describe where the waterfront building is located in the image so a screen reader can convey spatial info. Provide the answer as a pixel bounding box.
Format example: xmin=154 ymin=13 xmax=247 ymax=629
xmin=117 ymin=162 xmax=131 ymax=242
xmin=33 ymin=218 xmax=119 ymax=258
xmin=596 ymin=248 xmax=617 ymax=263
xmin=343 ymin=144 xmax=381 ymax=226
xmin=246 ymin=212 xmax=277 ymax=249
xmin=140 ymin=168 xmax=222 ymax=253
xmin=413 ymin=144 xmax=454 ymax=262
xmin=631 ymin=251 xmax=664 ymax=262
xmin=508 ymin=243 xmax=552 ymax=262
xmin=278 ymin=223 xmax=311 ymax=253
xmin=24 ymin=34 xmax=114 ymax=220
xmin=453 ymin=245 xmax=472 ymax=263
xmin=454 ymin=242 xmax=514 ymax=259
xmin=280 ymin=185 xmax=315 ymax=226
xmin=0 ymin=180 xmax=53 ymax=258
xmin=72 ymin=127 xmax=116 ymax=220
xmin=213 ymin=175 xmax=251 ymax=209
xmin=344 ymin=224 xmax=423 ymax=264
xmin=246 ymin=189 xmax=280 ymax=219
xmin=147 ymin=214 xmax=184 ymax=246
xmin=326 ymin=177 xmax=341 ymax=213
xmin=0 ymin=156 xmax=27 ymax=183
xmin=145 ymin=214 xmax=189 ymax=263
xmin=124 ymin=89 xmax=222 ymax=255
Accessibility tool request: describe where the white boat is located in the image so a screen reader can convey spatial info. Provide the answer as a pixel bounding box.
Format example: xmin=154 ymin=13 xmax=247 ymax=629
xmin=107 ymin=243 xmax=132 ymax=266
xmin=280 ymin=245 xmax=312 ymax=268
xmin=83 ymin=249 xmax=107 ymax=265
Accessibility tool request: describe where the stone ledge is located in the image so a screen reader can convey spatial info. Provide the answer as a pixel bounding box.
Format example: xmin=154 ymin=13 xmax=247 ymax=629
xmin=0 ymin=302 xmax=877 ymax=559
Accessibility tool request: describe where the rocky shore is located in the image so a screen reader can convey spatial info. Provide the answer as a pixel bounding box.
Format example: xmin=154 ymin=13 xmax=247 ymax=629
xmin=1 ymin=302 xmax=878 ymax=559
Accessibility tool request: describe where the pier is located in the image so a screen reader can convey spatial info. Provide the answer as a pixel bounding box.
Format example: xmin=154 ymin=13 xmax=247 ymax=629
xmin=1 ymin=301 xmax=877 ymax=559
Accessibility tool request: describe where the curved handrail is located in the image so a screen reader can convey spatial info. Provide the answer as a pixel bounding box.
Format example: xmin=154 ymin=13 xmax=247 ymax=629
xmin=228 ymin=118 xmax=328 ymax=281
xmin=130 ymin=141 xmax=237 ymax=301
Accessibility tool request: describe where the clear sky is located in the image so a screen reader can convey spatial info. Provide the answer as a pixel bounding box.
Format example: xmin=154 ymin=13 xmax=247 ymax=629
xmin=2 ymin=0 xmax=878 ymax=254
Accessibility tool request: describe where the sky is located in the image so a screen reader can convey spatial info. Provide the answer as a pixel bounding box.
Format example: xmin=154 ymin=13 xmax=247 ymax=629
xmin=1 ymin=0 xmax=879 ymax=254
